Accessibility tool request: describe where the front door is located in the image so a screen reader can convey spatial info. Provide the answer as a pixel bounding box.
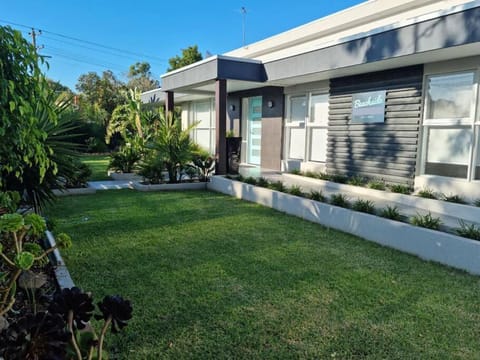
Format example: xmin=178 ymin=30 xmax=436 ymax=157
xmin=247 ymin=96 xmax=262 ymax=165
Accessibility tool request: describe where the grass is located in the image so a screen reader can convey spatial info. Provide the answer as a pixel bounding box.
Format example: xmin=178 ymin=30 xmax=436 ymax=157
xmin=45 ymin=190 xmax=480 ymax=359
xmin=80 ymin=154 xmax=111 ymax=181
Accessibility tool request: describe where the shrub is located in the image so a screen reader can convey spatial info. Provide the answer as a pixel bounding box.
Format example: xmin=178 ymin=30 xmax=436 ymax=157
xmin=243 ymin=176 xmax=257 ymax=185
xmin=389 ymin=184 xmax=413 ymax=194
xmin=411 ymin=212 xmax=442 ymax=230
xmin=442 ymin=194 xmax=467 ymax=204
xmin=138 ymin=154 xmax=164 ymax=184
xmin=109 ymin=144 xmax=141 ymax=173
xmin=64 ymin=161 xmax=92 ymax=188
xmin=417 ymin=188 xmax=438 ymax=199
xmin=287 ymin=185 xmax=303 ymax=196
xmin=256 ymin=177 xmax=270 ymax=188
xmin=347 ymin=176 xmax=366 ymax=186
xmin=330 ymin=193 xmax=350 ymax=208
xmin=367 ymin=180 xmax=386 ymax=190
xmin=308 ymin=190 xmax=326 ymax=202
xmin=191 ymin=151 xmax=215 ymax=182
xmin=329 ymin=174 xmax=348 ymax=184
xmin=456 ymin=220 xmax=480 ymax=241
xmin=352 ymin=199 xmax=376 ymax=214
xmin=380 ymin=206 xmax=402 ymax=221
xmin=268 ymin=181 xmax=286 ymax=192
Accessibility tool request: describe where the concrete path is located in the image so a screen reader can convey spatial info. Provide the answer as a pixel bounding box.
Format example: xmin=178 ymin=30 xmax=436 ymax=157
xmin=87 ymin=180 xmax=133 ymax=190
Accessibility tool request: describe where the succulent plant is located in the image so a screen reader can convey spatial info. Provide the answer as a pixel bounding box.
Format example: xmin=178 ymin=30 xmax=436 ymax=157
xmin=49 ymin=287 xmax=95 ymax=330
xmin=14 ymin=251 xmax=35 ymax=270
xmin=24 ymin=213 xmax=47 ymax=237
xmin=0 ymin=213 xmax=24 ymax=233
xmin=95 ymin=295 xmax=133 ymax=334
xmin=0 ymin=312 xmax=69 ymax=360
xmin=55 ymin=233 xmax=73 ymax=250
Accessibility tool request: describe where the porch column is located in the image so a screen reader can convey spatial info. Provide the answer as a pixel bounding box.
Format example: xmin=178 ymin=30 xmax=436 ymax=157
xmin=165 ymin=91 xmax=174 ymax=117
xmin=215 ymin=79 xmax=227 ymax=175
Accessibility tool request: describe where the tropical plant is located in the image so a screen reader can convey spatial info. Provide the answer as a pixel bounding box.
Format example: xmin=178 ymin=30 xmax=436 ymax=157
xmin=417 ymin=188 xmax=438 ymax=199
xmin=256 ymin=177 xmax=270 ymax=188
xmin=352 ymin=199 xmax=376 ymax=214
xmin=380 ymin=206 xmax=403 ymax=221
xmin=308 ymin=190 xmax=326 ymax=202
xmin=243 ymin=177 xmax=257 ymax=185
xmin=268 ymin=181 xmax=286 ymax=192
xmin=149 ymin=112 xmax=197 ymax=183
xmin=389 ymin=184 xmax=413 ymax=194
xmin=330 ymin=193 xmax=350 ymax=208
xmin=411 ymin=212 xmax=442 ymax=230
xmin=367 ymin=179 xmax=386 ymax=190
xmin=191 ymin=148 xmax=215 ymax=182
xmin=287 ymin=185 xmax=303 ymax=196
xmin=347 ymin=176 xmax=366 ymax=186
xmin=138 ymin=153 xmax=164 ymax=184
xmin=109 ymin=142 xmax=142 ymax=173
xmin=455 ymin=220 xmax=480 ymax=241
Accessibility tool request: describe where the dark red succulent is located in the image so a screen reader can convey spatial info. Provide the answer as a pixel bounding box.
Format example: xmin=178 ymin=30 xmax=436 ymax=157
xmin=95 ymin=295 xmax=133 ymax=333
xmin=49 ymin=286 xmax=94 ymax=330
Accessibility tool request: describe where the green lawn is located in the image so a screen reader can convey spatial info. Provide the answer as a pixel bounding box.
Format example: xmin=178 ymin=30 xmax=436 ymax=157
xmin=80 ymin=154 xmax=111 ymax=181
xmin=45 ymin=190 xmax=480 ymax=359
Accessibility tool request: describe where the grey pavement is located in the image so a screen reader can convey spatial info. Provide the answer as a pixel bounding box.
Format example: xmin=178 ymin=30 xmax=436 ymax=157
xmin=87 ymin=180 xmax=133 ymax=190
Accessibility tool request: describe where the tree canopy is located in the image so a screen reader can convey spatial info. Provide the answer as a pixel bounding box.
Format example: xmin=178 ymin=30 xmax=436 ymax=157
xmin=167 ymin=45 xmax=203 ymax=72
xmin=126 ymin=61 xmax=159 ymax=92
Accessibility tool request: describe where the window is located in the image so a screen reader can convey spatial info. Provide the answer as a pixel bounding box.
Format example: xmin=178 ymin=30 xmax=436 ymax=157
xmin=285 ymin=92 xmax=328 ymax=162
xmin=422 ymin=71 xmax=477 ymax=179
xmin=190 ymin=100 xmax=216 ymax=154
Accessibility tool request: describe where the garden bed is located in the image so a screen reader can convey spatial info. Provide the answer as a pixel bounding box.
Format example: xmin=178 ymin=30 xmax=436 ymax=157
xmin=52 ymin=187 xmax=96 ymax=197
xmin=108 ymin=172 xmax=142 ymax=181
xmin=132 ymin=181 xmax=206 ymax=192
xmin=208 ymin=176 xmax=480 ymax=275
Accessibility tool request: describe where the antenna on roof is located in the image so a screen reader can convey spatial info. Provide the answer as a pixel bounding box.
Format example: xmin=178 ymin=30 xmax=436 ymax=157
xmin=241 ymin=6 xmax=247 ymax=48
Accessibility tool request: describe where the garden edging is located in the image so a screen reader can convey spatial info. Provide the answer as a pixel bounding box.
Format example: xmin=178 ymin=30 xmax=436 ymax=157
xmin=282 ymin=173 xmax=480 ymax=224
xmin=52 ymin=188 xmax=96 ymax=196
xmin=208 ymin=176 xmax=480 ymax=275
xmin=44 ymin=231 xmax=75 ymax=290
xmin=132 ymin=181 xmax=207 ymax=192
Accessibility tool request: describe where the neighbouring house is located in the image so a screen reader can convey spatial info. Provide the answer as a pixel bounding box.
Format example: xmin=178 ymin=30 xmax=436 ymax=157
xmin=142 ymin=0 xmax=480 ymax=199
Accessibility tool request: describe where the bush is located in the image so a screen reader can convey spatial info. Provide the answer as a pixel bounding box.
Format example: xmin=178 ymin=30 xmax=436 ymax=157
xmin=329 ymin=174 xmax=348 ymax=184
xmin=330 ymin=194 xmax=350 ymax=208
xmin=347 ymin=176 xmax=366 ymax=186
xmin=417 ymin=188 xmax=438 ymax=199
xmin=411 ymin=212 xmax=442 ymax=230
xmin=109 ymin=145 xmax=141 ymax=173
xmin=308 ymin=190 xmax=326 ymax=202
xmin=380 ymin=206 xmax=402 ymax=221
xmin=268 ymin=181 xmax=286 ymax=192
xmin=352 ymin=199 xmax=376 ymax=214
xmin=256 ymin=177 xmax=269 ymax=188
xmin=389 ymin=184 xmax=413 ymax=194
xmin=287 ymin=185 xmax=303 ymax=196
xmin=456 ymin=220 xmax=480 ymax=241
xmin=138 ymin=154 xmax=164 ymax=184
xmin=191 ymin=150 xmax=215 ymax=182
xmin=64 ymin=161 xmax=92 ymax=188
xmin=367 ymin=180 xmax=386 ymax=190
xmin=243 ymin=176 xmax=257 ymax=185
xmin=442 ymin=194 xmax=467 ymax=204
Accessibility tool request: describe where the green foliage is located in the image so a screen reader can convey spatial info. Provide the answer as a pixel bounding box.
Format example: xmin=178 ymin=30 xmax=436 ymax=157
xmin=55 ymin=233 xmax=72 ymax=250
xmin=474 ymin=199 xmax=480 ymax=207
xmin=167 ymin=45 xmax=203 ymax=71
xmin=243 ymin=177 xmax=257 ymax=185
xmin=347 ymin=176 xmax=367 ymax=186
xmin=411 ymin=212 xmax=442 ymax=230
xmin=367 ymin=179 xmax=386 ymax=190
xmin=417 ymin=188 xmax=438 ymax=199
xmin=268 ymin=181 xmax=286 ymax=192
xmin=109 ymin=144 xmax=142 ymax=173
xmin=256 ymin=177 xmax=270 ymax=188
xmin=389 ymin=184 xmax=413 ymax=194
xmin=14 ymin=252 xmax=35 ymax=270
xmin=330 ymin=194 xmax=350 ymax=208
xmin=289 ymin=169 xmax=302 ymax=175
xmin=352 ymin=199 xmax=376 ymax=214
xmin=329 ymin=174 xmax=348 ymax=184
xmin=0 ymin=213 xmax=24 ymax=232
xmin=24 ymin=214 xmax=47 ymax=237
xmin=304 ymin=171 xmax=320 ymax=179
xmin=287 ymin=185 xmax=303 ymax=196
xmin=138 ymin=154 xmax=164 ymax=184
xmin=191 ymin=149 xmax=215 ymax=182
xmin=380 ymin=206 xmax=403 ymax=221
xmin=455 ymin=220 xmax=480 ymax=241
xmin=0 ymin=192 xmax=20 ymax=214
xmin=149 ymin=112 xmax=196 ymax=183
xmin=442 ymin=194 xmax=467 ymax=204
xmin=127 ymin=62 xmax=159 ymax=92
xmin=308 ymin=190 xmax=326 ymax=202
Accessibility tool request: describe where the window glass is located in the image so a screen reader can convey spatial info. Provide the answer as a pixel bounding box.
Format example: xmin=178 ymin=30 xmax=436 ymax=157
xmin=310 ymin=128 xmax=327 ymax=162
xmin=425 ymin=127 xmax=472 ymax=178
xmin=194 ymin=101 xmax=211 ymax=128
xmin=195 ymin=129 xmax=211 ymax=151
xmin=289 ymin=96 xmax=307 ymax=122
xmin=426 ymin=72 xmax=474 ymax=119
xmin=310 ymin=94 xmax=329 ymax=126
xmin=289 ymin=128 xmax=306 ymax=159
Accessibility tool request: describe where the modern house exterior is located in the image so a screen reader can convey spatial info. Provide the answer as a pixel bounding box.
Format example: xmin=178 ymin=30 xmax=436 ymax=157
xmin=142 ymin=0 xmax=480 ymax=199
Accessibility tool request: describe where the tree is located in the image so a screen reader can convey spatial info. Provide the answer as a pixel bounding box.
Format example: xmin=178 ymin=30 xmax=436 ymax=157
xmin=167 ymin=45 xmax=203 ymax=72
xmin=0 ymin=25 xmax=55 ymax=189
xmin=126 ymin=61 xmax=159 ymax=92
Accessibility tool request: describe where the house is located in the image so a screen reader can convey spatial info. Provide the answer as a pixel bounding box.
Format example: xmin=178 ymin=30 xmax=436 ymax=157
xmin=142 ymin=0 xmax=480 ymax=199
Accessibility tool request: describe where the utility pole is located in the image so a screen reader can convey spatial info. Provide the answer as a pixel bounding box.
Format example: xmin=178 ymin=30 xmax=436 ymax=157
xmin=28 ymin=28 xmax=43 ymax=53
xmin=241 ymin=7 xmax=247 ymax=48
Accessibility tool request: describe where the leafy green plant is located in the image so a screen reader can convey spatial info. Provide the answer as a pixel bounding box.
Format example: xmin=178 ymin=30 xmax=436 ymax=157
xmin=330 ymin=194 xmax=350 ymax=208
xmin=0 ymin=212 xmax=72 ymax=316
xmin=138 ymin=153 xmax=164 ymax=184
xmin=64 ymin=159 xmax=92 ymax=188
xmin=256 ymin=177 xmax=270 ymax=188
xmin=442 ymin=194 xmax=467 ymax=204
xmin=380 ymin=206 xmax=403 ymax=221
xmin=308 ymin=190 xmax=326 ymax=202
xmin=243 ymin=177 xmax=257 ymax=185
xmin=352 ymin=199 xmax=376 ymax=214
xmin=411 ymin=212 xmax=442 ymax=230
xmin=287 ymin=185 xmax=303 ymax=196
xmin=347 ymin=176 xmax=366 ymax=186
xmin=367 ymin=180 xmax=386 ymax=190
xmin=109 ymin=142 xmax=142 ymax=173
xmin=389 ymin=184 xmax=413 ymax=194
xmin=329 ymin=174 xmax=348 ymax=184
xmin=417 ymin=188 xmax=438 ymax=199
xmin=455 ymin=220 xmax=480 ymax=241
xmin=268 ymin=181 xmax=286 ymax=192
xmin=191 ymin=150 xmax=215 ymax=182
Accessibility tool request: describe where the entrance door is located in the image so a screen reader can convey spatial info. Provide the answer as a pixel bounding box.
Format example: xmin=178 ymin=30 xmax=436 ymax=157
xmin=247 ymin=96 xmax=262 ymax=165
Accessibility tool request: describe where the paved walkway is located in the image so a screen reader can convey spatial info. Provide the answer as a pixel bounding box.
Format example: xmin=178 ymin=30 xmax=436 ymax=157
xmin=87 ymin=180 xmax=133 ymax=190
xmin=238 ymin=167 xmax=479 ymax=232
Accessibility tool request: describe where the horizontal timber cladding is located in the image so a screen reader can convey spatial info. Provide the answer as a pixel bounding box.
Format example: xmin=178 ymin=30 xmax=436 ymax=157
xmin=327 ymin=65 xmax=423 ymax=185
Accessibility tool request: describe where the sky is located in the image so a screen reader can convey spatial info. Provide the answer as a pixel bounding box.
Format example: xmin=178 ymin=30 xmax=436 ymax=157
xmin=1 ymin=0 xmax=365 ymax=91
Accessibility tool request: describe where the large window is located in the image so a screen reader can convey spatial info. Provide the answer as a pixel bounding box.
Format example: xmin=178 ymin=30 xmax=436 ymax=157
xmin=422 ymin=71 xmax=477 ymax=179
xmin=189 ymin=100 xmax=216 ymax=154
xmin=285 ymin=93 xmax=329 ymax=162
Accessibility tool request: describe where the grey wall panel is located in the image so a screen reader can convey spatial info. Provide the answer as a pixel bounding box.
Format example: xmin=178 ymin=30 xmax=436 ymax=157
xmin=327 ymin=65 xmax=423 ymax=185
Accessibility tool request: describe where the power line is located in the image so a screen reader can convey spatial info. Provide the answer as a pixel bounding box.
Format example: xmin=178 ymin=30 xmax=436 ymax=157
xmin=0 ymin=18 xmax=167 ymax=63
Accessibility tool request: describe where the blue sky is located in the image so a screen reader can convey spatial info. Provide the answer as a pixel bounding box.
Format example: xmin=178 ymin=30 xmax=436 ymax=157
xmin=1 ymin=0 xmax=364 ymax=91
